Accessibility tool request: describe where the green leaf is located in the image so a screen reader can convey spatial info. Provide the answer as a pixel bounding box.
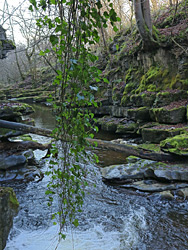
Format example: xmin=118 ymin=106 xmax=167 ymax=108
xmin=113 ymin=26 xmax=118 ymax=32
xmin=95 ymin=78 xmax=100 ymax=83
xmin=55 ymin=17 xmax=61 ymax=23
xmin=28 ymin=5 xmax=33 ymax=11
xmin=39 ymin=50 xmax=45 ymax=56
xmin=29 ymin=0 xmax=37 ymax=8
xmin=60 ymin=233 xmax=66 ymax=240
xmin=103 ymin=78 xmax=109 ymax=84
xmin=50 ymin=35 xmax=59 ymax=46
xmin=73 ymin=219 xmax=79 ymax=227
xmin=96 ymin=1 xmax=102 ymax=9
xmin=103 ymin=11 xmax=109 ymax=18
xmin=109 ymin=8 xmax=117 ymax=22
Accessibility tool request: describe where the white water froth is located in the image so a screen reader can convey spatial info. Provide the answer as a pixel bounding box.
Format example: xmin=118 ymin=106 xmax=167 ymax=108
xmin=5 ymin=207 xmax=147 ymax=250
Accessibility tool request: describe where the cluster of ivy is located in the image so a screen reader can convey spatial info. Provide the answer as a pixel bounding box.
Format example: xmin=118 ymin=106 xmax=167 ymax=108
xmin=29 ymin=0 xmax=119 ymax=239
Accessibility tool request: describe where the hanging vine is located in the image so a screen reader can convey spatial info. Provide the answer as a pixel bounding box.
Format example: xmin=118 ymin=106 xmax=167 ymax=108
xmin=29 ymin=0 xmax=119 ymax=239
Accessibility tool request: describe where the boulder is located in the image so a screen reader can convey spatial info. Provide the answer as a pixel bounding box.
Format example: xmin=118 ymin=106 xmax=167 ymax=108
xmin=158 ymin=188 xmax=188 ymax=200
xmin=0 ymin=127 xmax=24 ymax=140
xmin=0 ymin=118 xmax=35 ymax=141
xmin=101 ymin=157 xmax=165 ymax=183
xmin=0 ymin=154 xmax=27 ymax=170
xmin=91 ymin=106 xmax=111 ymax=116
xmin=0 ymin=187 xmax=19 ymax=250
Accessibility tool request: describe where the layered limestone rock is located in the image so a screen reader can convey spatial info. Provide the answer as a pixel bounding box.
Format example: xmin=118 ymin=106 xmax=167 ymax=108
xmin=101 ymin=156 xmax=188 ymax=199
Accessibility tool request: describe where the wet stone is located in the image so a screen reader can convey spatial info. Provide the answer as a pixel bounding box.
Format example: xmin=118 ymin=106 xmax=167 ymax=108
xmin=101 ymin=156 xmax=188 ymax=192
xmin=119 ymin=180 xmax=188 ymax=192
xmin=0 ymin=166 xmax=43 ymax=183
xmin=0 ymin=154 xmax=27 ymax=170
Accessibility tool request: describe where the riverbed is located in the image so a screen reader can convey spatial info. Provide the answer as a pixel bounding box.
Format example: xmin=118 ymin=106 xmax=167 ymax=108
xmin=4 ymin=104 xmax=188 ymax=250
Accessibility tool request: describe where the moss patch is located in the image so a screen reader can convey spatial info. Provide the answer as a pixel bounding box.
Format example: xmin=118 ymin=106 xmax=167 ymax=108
xmin=0 ymin=187 xmax=19 ymax=209
xmin=138 ymin=143 xmax=161 ymax=153
xmin=160 ymin=133 xmax=188 ymax=155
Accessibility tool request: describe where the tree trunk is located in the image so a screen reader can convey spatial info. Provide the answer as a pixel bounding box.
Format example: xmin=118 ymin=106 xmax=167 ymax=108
xmin=142 ymin=0 xmax=152 ymax=33
xmin=87 ymin=138 xmax=180 ymax=162
xmin=0 ymin=140 xmax=51 ymax=153
xmin=0 ymin=119 xmax=52 ymax=137
xmin=133 ymin=0 xmax=156 ymax=50
xmin=0 ymin=119 xmax=180 ymax=162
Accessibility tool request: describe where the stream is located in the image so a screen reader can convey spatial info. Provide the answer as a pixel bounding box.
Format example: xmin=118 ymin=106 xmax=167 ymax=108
xmin=4 ymin=104 xmax=188 ymax=250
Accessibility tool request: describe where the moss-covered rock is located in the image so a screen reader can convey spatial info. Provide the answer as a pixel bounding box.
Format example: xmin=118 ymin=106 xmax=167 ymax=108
xmin=0 ymin=187 xmax=19 ymax=250
xmin=129 ymin=92 xmax=156 ymax=107
xmin=101 ymin=156 xmax=188 ymax=184
xmin=0 ymin=102 xmax=34 ymax=121
xmin=111 ymin=106 xmax=128 ymax=118
xmin=150 ymin=105 xmax=186 ymax=124
xmin=137 ymin=66 xmax=169 ymax=93
xmin=127 ymin=107 xmax=150 ymax=121
xmin=116 ymin=121 xmax=139 ymax=134
xmin=160 ymin=133 xmax=188 ymax=155
xmin=97 ymin=116 xmax=120 ymax=132
xmin=154 ymin=90 xmax=188 ymax=107
xmin=0 ymin=127 xmax=24 ymax=140
xmin=141 ymin=125 xmax=186 ymax=143
xmin=138 ymin=143 xmax=161 ymax=153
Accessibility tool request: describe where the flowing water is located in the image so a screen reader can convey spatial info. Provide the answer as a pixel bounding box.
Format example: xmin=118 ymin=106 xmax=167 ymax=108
xmin=3 ymin=104 xmax=188 ymax=250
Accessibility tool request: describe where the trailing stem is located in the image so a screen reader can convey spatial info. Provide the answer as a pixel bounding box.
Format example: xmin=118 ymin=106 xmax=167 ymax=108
xmin=29 ymin=0 xmax=119 ymax=239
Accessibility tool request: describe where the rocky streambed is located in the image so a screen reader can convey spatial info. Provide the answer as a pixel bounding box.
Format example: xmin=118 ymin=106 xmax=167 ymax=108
xmin=1 ymin=104 xmax=188 ymax=250
xmin=0 ymin=102 xmax=51 ymax=250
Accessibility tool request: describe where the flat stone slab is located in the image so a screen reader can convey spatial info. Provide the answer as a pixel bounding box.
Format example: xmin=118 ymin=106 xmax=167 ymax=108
xmin=119 ymin=180 xmax=188 ymax=192
xmin=101 ymin=156 xmax=188 ymax=191
xmin=157 ymin=188 xmax=188 ymax=200
xmin=0 ymin=165 xmax=43 ymax=182
xmin=127 ymin=107 xmax=150 ymax=121
xmin=141 ymin=123 xmax=188 ymax=143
